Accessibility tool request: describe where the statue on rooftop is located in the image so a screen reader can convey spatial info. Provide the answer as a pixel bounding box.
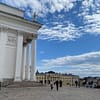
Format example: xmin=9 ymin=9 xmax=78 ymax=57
xmin=33 ymin=12 xmax=38 ymax=21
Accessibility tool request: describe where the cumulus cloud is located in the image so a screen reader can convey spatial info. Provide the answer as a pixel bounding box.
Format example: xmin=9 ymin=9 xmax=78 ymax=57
xmin=2 ymin=0 xmax=76 ymax=15
xmin=83 ymin=14 xmax=100 ymax=35
xmin=79 ymin=0 xmax=100 ymax=35
xmin=38 ymin=0 xmax=100 ymax=41
xmin=38 ymin=51 xmax=100 ymax=76
xmin=38 ymin=22 xmax=81 ymax=41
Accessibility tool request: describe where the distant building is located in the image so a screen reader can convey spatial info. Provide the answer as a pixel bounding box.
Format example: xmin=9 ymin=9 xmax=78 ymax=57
xmin=80 ymin=77 xmax=100 ymax=88
xmin=97 ymin=79 xmax=100 ymax=87
xmin=36 ymin=71 xmax=79 ymax=86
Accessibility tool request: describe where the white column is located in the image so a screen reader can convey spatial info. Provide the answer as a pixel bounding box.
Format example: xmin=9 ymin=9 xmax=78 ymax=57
xmin=28 ymin=44 xmax=31 ymax=80
xmin=14 ymin=32 xmax=23 ymax=81
xmin=24 ymin=46 xmax=27 ymax=80
xmin=31 ymin=39 xmax=36 ymax=81
xmin=25 ymin=44 xmax=30 ymax=80
xmin=0 ymin=28 xmax=7 ymax=81
xmin=21 ymin=46 xmax=26 ymax=80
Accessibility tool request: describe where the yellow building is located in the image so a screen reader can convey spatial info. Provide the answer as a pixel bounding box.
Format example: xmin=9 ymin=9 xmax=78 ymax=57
xmin=36 ymin=71 xmax=79 ymax=86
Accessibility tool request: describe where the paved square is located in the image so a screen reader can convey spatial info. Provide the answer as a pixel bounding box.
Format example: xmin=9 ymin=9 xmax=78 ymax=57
xmin=0 ymin=86 xmax=100 ymax=100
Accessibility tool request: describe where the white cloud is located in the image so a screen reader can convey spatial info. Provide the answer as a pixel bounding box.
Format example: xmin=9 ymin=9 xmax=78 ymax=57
xmin=38 ymin=51 xmax=100 ymax=76
xmin=82 ymin=0 xmax=100 ymax=12
xmin=83 ymin=14 xmax=100 ymax=35
xmin=38 ymin=0 xmax=100 ymax=41
xmin=48 ymin=0 xmax=75 ymax=13
xmin=40 ymin=51 xmax=100 ymax=67
xmin=2 ymin=0 xmax=76 ymax=16
xmin=38 ymin=22 xmax=81 ymax=41
xmin=78 ymin=0 xmax=100 ymax=37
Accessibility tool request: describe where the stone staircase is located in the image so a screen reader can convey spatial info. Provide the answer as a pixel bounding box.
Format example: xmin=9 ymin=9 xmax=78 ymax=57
xmin=2 ymin=80 xmax=44 ymax=88
xmin=1 ymin=79 xmax=14 ymax=87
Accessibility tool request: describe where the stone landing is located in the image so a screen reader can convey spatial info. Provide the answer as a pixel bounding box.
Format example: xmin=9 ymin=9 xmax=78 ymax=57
xmin=2 ymin=80 xmax=43 ymax=88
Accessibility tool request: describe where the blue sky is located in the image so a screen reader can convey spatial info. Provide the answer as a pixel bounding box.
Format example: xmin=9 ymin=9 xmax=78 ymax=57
xmin=0 ymin=0 xmax=100 ymax=77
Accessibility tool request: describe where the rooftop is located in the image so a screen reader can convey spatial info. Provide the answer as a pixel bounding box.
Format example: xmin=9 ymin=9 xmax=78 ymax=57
xmin=0 ymin=3 xmax=23 ymax=18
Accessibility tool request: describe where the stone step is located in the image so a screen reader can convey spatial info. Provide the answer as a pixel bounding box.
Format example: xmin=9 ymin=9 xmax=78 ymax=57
xmin=5 ymin=81 xmax=44 ymax=88
xmin=1 ymin=79 xmax=14 ymax=87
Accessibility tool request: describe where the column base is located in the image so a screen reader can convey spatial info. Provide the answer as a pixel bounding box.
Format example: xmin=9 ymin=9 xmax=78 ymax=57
xmin=30 ymin=78 xmax=36 ymax=81
xmin=14 ymin=77 xmax=22 ymax=82
xmin=30 ymin=78 xmax=34 ymax=81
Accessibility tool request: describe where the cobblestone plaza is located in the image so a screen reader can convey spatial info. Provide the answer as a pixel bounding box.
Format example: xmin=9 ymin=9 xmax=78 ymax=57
xmin=0 ymin=86 xmax=100 ymax=100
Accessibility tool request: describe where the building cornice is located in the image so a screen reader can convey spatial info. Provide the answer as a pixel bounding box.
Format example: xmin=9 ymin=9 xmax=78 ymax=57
xmin=0 ymin=3 xmax=42 ymax=35
xmin=0 ymin=3 xmax=23 ymax=18
xmin=0 ymin=11 xmax=42 ymax=35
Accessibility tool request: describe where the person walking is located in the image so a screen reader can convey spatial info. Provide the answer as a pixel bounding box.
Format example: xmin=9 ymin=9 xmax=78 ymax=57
xmin=50 ymin=81 xmax=53 ymax=90
xmin=59 ymin=80 xmax=62 ymax=87
xmin=55 ymin=80 xmax=59 ymax=91
xmin=75 ymin=80 xmax=78 ymax=87
xmin=78 ymin=80 xmax=80 ymax=88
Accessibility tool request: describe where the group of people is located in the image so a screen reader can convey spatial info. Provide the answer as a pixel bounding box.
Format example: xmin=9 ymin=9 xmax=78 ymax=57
xmin=50 ymin=80 xmax=80 ymax=91
xmin=50 ymin=80 xmax=62 ymax=91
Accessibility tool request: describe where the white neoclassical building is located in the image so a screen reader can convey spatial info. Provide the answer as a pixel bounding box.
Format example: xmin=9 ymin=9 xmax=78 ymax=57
xmin=0 ymin=3 xmax=41 ymax=82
